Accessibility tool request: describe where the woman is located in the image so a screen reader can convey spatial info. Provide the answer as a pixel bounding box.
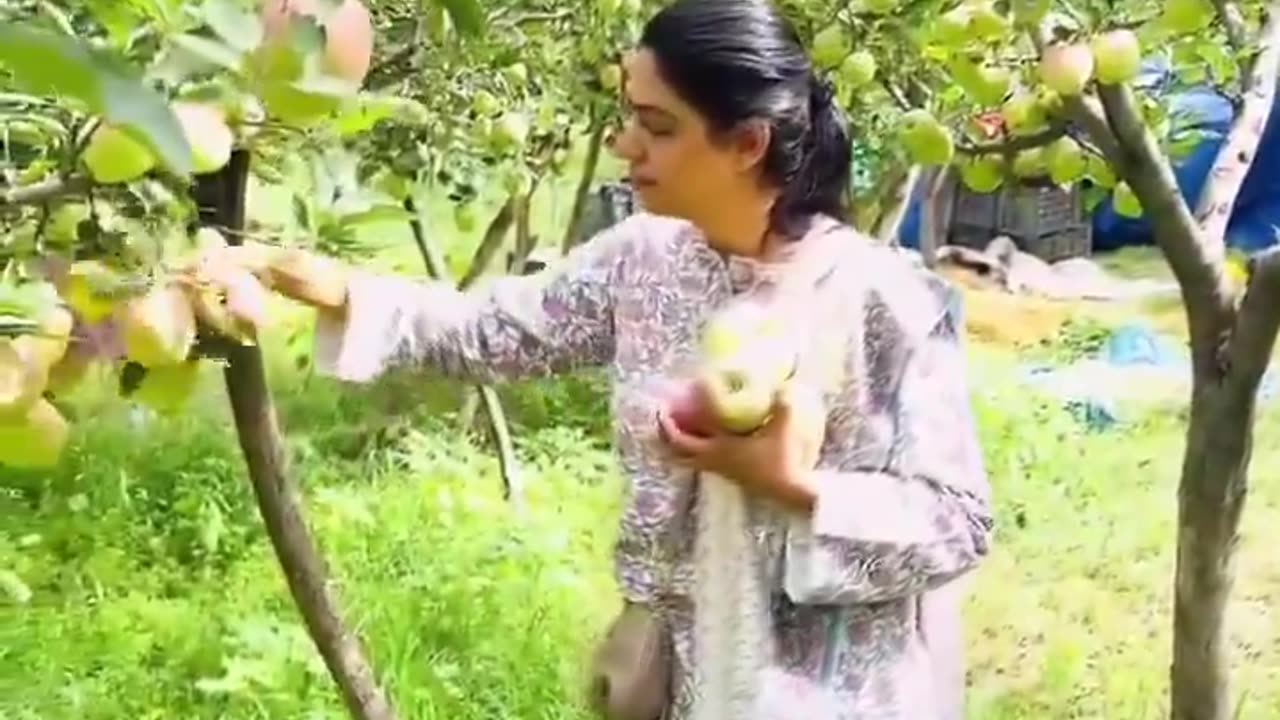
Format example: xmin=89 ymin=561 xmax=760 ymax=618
xmin=213 ymin=1 xmax=993 ymax=717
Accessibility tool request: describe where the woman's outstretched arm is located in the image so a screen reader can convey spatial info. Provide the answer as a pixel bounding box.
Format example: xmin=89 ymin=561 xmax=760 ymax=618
xmin=312 ymin=215 xmax=642 ymax=385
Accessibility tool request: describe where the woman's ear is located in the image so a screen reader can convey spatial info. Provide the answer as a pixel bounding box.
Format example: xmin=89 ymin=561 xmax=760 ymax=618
xmin=728 ymin=119 xmax=771 ymax=172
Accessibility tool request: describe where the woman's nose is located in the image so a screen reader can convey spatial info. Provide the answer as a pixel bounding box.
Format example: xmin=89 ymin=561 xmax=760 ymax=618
xmin=609 ymin=121 xmax=642 ymax=162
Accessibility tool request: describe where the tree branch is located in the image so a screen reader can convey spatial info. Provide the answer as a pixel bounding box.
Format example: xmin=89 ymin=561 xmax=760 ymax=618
xmin=0 ymin=175 xmax=89 ymax=207
xmin=1227 ymin=246 xmax=1280 ymax=399
xmin=956 ymin=123 xmax=1067 ymax=155
xmin=1060 ymin=94 xmax=1124 ymax=167
xmin=1195 ymin=4 xmax=1280 ymax=248
xmin=1212 ymin=0 xmax=1249 ymax=56
xmin=1095 ymin=83 xmax=1232 ymax=316
xmin=402 ymin=196 xmax=524 ymax=508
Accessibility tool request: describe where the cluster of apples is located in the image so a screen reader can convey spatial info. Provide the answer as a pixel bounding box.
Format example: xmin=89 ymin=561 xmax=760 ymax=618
xmin=0 ymin=291 xmax=76 ymax=469
xmin=81 ymin=100 xmax=239 ymax=186
xmin=79 ymin=0 xmax=373 ymax=186
xmin=0 ymin=229 xmax=270 ymax=470
xmin=901 ymin=26 xmax=1144 ymax=174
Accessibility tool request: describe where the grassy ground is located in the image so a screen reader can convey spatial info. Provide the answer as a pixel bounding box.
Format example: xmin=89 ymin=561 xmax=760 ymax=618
xmin=3 ymin=187 xmax=1279 ymax=718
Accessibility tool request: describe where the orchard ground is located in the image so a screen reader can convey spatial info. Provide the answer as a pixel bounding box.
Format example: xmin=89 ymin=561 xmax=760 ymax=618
xmin=2 ymin=169 xmax=1280 ymax=720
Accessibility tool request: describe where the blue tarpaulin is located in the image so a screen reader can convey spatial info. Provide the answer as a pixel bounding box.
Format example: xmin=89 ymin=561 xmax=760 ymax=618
xmin=898 ymin=59 xmax=1280 ymax=254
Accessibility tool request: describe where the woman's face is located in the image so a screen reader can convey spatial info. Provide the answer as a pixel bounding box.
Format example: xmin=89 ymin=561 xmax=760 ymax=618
xmin=610 ymin=48 xmax=764 ymax=223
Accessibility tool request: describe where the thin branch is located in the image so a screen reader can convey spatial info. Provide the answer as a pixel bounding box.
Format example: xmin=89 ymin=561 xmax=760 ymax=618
xmin=1212 ymin=0 xmax=1249 ymax=55
xmin=880 ymin=79 xmax=913 ymax=111
xmin=1060 ymin=94 xmax=1124 ymax=166
xmin=1195 ymin=4 xmax=1280 ymax=249
xmin=0 ymin=175 xmax=89 ymax=207
xmin=957 ymin=123 xmax=1068 ymax=155
xmin=403 ymin=196 xmax=524 ymax=509
xmin=1226 ymin=246 xmax=1280 ymax=399
xmin=458 ymin=196 xmax=516 ymax=290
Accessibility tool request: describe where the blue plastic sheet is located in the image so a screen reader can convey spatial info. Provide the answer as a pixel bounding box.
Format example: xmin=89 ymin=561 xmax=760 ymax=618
xmin=1020 ymin=324 xmax=1278 ymax=431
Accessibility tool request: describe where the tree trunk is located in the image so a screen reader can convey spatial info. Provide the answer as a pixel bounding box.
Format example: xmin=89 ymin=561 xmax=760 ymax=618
xmin=193 ymin=150 xmax=398 ymax=720
xmin=1171 ymin=384 xmax=1252 ymax=720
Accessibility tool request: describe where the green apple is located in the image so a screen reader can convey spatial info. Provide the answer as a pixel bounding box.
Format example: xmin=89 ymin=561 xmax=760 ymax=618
xmin=1091 ymin=29 xmax=1142 ymax=85
xmin=1001 ymin=90 xmax=1048 ymax=136
xmin=82 ymin=125 xmax=156 ymax=184
xmin=839 ymin=50 xmax=878 ymax=89
xmin=0 ymin=398 xmax=69 ymax=469
xmin=899 ymin=109 xmax=955 ymax=166
xmin=960 ymin=155 xmax=1004 ymax=193
xmin=812 ymin=23 xmax=851 ymax=69
xmin=701 ymin=361 xmax=777 ymax=434
xmin=1044 ymin=136 xmax=1088 ymax=185
xmin=1113 ymin=181 xmax=1143 ymax=217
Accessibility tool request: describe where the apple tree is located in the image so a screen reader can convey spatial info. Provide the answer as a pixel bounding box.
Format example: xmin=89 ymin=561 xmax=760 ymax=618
xmin=787 ymin=1 xmax=1280 ymax=718
xmin=0 ymin=0 xmax=507 ymax=717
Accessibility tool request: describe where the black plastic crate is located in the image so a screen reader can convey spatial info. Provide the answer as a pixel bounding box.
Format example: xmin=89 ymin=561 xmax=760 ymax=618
xmin=948 ymin=180 xmax=1092 ymax=263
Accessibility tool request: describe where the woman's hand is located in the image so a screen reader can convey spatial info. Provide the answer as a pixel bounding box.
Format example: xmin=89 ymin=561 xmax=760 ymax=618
xmin=656 ymin=380 xmax=827 ymax=512
xmin=191 ymin=242 xmax=351 ymax=313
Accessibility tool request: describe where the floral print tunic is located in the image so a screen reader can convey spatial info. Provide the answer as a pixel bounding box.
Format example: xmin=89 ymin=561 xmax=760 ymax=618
xmin=313 ymin=212 xmax=994 ymax=720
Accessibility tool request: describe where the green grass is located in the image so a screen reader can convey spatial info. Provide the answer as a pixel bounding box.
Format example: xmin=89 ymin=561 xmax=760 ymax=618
xmin=3 ymin=191 xmax=1280 ymax=718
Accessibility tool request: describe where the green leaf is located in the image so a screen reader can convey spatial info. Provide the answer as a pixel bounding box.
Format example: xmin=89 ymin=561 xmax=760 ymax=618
xmin=168 ymin=33 xmax=246 ymax=73
xmin=197 ymin=0 xmax=264 ymax=53
xmin=438 ymin=0 xmax=485 ymax=37
xmin=0 ymin=24 xmax=193 ymax=178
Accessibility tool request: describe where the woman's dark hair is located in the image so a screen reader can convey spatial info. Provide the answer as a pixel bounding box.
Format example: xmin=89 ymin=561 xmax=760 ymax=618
xmin=640 ymin=0 xmax=853 ymax=238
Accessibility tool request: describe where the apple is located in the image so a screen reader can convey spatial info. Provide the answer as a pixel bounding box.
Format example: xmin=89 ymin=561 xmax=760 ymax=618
xmin=662 ymin=377 xmax=718 ymax=438
xmin=11 ymin=305 xmax=73 ymax=373
xmin=118 ymin=284 xmax=197 ymax=368
xmin=935 ymin=7 xmax=971 ymax=46
xmin=0 ymin=341 xmax=46 ymax=421
xmin=490 ymin=112 xmax=530 ymax=153
xmin=81 ymin=125 xmax=156 ymax=184
xmin=172 ymin=102 xmax=234 ymax=175
xmin=898 ymin=109 xmax=955 ymax=166
xmin=1044 ymin=136 xmax=1088 ymax=185
xmin=1113 ymin=181 xmax=1144 ymax=218
xmin=812 ymin=23 xmax=851 ymax=69
xmin=599 ymin=63 xmax=623 ymax=92
xmin=839 ymin=50 xmax=877 ymax=89
xmin=132 ymin=361 xmax=203 ymax=415
xmin=323 ymin=0 xmax=374 ymax=86
xmin=1087 ymin=154 xmax=1118 ymax=189
xmin=966 ymin=1 xmax=1009 ymax=39
xmin=60 ymin=261 xmax=124 ymax=323
xmin=1091 ymin=30 xmax=1142 ymax=85
xmin=1040 ymin=42 xmax=1094 ymax=96
xmin=1011 ymin=147 xmax=1047 ymax=178
xmin=700 ymin=361 xmax=778 ymax=434
xmin=0 ymin=398 xmax=69 ymax=469
xmin=1001 ymin=90 xmax=1048 ymax=136
xmin=1162 ymin=0 xmax=1213 ymax=33
xmin=960 ymin=155 xmax=1004 ymax=193
xmin=968 ymin=64 xmax=1013 ymax=107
